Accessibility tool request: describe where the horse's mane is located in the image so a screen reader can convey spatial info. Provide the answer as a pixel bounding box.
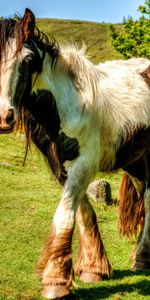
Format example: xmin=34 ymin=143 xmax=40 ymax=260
xmin=0 ymin=19 xmax=20 ymax=62
xmin=0 ymin=14 xmax=61 ymax=135
xmin=19 ymin=89 xmax=60 ymax=140
xmin=59 ymin=44 xmax=99 ymax=106
xmin=0 ymin=14 xmax=59 ymax=68
xmin=0 ymin=13 xmax=99 ymax=100
xmin=0 ymin=11 xmax=80 ymax=184
xmin=0 ymin=16 xmax=62 ymax=172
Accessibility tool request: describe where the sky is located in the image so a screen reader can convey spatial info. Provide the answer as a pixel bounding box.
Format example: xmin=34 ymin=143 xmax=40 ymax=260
xmin=0 ymin=0 xmax=146 ymax=24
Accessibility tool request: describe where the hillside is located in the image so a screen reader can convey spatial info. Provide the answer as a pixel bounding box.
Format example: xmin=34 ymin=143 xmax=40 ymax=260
xmin=36 ymin=18 xmax=123 ymax=63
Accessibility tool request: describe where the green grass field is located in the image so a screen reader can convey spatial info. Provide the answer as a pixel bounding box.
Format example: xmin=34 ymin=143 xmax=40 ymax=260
xmin=0 ymin=134 xmax=150 ymax=300
xmin=0 ymin=18 xmax=150 ymax=300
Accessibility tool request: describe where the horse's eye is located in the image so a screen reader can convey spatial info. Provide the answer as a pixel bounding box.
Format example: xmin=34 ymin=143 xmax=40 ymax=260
xmin=24 ymin=56 xmax=32 ymax=63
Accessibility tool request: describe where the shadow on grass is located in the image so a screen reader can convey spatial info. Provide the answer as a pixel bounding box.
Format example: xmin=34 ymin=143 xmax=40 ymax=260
xmin=113 ymin=268 xmax=150 ymax=280
xmin=61 ymin=269 xmax=150 ymax=300
xmin=75 ymin=281 xmax=150 ymax=299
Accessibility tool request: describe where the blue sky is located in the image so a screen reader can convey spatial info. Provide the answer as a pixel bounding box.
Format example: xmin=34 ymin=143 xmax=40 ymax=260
xmin=0 ymin=0 xmax=145 ymax=23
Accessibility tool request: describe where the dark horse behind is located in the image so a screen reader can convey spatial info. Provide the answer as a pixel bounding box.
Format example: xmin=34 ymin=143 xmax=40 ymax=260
xmin=0 ymin=8 xmax=150 ymax=299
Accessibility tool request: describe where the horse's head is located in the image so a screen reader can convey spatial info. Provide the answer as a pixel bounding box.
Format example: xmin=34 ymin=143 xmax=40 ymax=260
xmin=0 ymin=8 xmax=47 ymax=133
xmin=0 ymin=18 xmax=18 ymax=133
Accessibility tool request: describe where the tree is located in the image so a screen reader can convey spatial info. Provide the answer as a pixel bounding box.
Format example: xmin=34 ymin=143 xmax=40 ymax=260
xmin=109 ymin=0 xmax=150 ymax=58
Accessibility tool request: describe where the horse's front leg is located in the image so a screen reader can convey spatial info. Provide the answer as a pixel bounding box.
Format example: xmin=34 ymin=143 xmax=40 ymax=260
xmin=75 ymin=195 xmax=112 ymax=282
xmin=37 ymin=191 xmax=77 ymax=299
xmin=37 ymin=148 xmax=98 ymax=299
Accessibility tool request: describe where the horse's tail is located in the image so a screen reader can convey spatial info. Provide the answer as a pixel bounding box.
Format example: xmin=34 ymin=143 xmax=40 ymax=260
xmin=118 ymin=172 xmax=145 ymax=238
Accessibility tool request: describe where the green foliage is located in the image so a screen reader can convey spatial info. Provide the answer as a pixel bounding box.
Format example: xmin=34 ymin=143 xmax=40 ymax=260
xmin=110 ymin=0 xmax=150 ymax=58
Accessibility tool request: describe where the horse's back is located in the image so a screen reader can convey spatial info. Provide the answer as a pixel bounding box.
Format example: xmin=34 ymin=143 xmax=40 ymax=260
xmin=98 ymin=57 xmax=150 ymax=74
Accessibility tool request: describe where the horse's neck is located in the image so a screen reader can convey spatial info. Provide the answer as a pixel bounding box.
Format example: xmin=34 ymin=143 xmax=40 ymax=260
xmin=34 ymin=54 xmax=84 ymax=137
xmin=54 ymin=84 xmax=83 ymax=136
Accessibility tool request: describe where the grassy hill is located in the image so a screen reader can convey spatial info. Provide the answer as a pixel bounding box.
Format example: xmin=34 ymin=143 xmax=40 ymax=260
xmin=36 ymin=18 xmax=123 ymax=63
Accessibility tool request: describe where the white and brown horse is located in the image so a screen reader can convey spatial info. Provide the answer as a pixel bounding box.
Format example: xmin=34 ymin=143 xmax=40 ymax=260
xmin=0 ymin=8 xmax=150 ymax=299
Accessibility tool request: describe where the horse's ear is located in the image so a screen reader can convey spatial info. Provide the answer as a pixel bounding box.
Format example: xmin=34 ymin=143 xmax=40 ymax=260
xmin=147 ymin=65 xmax=150 ymax=80
xmin=21 ymin=8 xmax=35 ymax=42
xmin=141 ymin=65 xmax=150 ymax=87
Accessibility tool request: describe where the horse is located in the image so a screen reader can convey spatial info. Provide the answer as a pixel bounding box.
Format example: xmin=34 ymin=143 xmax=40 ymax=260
xmin=0 ymin=8 xmax=150 ymax=299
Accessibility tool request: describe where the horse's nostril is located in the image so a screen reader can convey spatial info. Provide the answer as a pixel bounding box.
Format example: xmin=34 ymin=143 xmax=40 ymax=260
xmin=6 ymin=108 xmax=15 ymax=125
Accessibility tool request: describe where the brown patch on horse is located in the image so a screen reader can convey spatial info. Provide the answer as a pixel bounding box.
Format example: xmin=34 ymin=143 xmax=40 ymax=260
xmin=140 ymin=65 xmax=150 ymax=87
xmin=119 ymin=173 xmax=144 ymax=237
xmin=21 ymin=109 xmax=79 ymax=184
xmin=49 ymin=141 xmax=67 ymax=184
xmin=17 ymin=90 xmax=79 ymax=185
xmin=21 ymin=8 xmax=35 ymax=42
xmin=20 ymin=109 xmax=66 ymax=184
xmin=115 ymin=126 xmax=150 ymax=170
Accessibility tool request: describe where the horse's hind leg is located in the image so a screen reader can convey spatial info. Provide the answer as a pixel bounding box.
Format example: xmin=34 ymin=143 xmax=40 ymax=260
xmin=75 ymin=195 xmax=112 ymax=282
xmin=118 ymin=172 xmax=145 ymax=266
xmin=131 ymin=157 xmax=150 ymax=270
xmin=133 ymin=187 xmax=150 ymax=270
xmin=119 ymin=172 xmax=144 ymax=238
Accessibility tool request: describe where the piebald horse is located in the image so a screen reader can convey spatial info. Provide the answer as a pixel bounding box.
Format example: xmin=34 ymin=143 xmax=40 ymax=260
xmin=0 ymin=8 xmax=150 ymax=299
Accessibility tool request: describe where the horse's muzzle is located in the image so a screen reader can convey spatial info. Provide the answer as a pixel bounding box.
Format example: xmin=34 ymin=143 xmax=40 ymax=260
xmin=0 ymin=107 xmax=16 ymax=134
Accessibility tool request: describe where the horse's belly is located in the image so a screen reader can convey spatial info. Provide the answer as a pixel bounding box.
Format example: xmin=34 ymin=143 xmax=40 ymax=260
xmin=115 ymin=126 xmax=150 ymax=170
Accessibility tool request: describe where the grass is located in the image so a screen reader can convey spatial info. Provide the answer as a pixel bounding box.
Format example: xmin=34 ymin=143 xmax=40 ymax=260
xmin=0 ymin=134 xmax=150 ymax=300
xmin=0 ymin=18 xmax=150 ymax=300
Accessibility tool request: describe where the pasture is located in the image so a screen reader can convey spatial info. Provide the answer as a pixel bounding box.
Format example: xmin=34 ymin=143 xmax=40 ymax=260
xmin=0 ymin=134 xmax=150 ymax=299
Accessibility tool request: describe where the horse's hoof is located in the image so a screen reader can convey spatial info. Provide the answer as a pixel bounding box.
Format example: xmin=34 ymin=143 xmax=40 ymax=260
xmin=80 ymin=272 xmax=102 ymax=283
xmin=132 ymin=260 xmax=150 ymax=271
xmin=41 ymin=284 xmax=70 ymax=299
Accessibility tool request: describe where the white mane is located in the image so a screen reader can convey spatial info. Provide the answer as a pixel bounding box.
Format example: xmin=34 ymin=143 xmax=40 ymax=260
xmin=59 ymin=44 xmax=100 ymax=108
